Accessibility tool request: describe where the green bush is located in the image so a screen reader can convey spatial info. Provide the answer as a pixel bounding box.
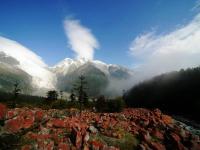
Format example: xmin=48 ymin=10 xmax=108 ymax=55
xmin=66 ymin=101 xmax=80 ymax=109
xmin=96 ymin=96 xmax=125 ymax=113
xmin=107 ymin=97 xmax=125 ymax=112
xmin=95 ymin=95 xmax=107 ymax=112
xmin=51 ymin=100 xmax=68 ymax=109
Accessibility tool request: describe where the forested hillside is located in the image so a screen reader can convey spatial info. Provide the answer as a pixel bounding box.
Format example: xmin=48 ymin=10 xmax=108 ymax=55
xmin=124 ymin=67 xmax=200 ymax=123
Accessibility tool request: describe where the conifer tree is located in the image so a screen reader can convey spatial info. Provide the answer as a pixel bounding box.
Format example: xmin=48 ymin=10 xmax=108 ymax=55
xmin=73 ymin=75 xmax=88 ymax=114
xmin=46 ymin=90 xmax=58 ymax=101
xmin=60 ymin=90 xmax=63 ymax=100
xmin=13 ymin=81 xmax=21 ymax=108
xmin=70 ymin=90 xmax=76 ymax=102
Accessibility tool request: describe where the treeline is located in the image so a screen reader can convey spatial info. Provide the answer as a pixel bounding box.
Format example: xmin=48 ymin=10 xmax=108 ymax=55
xmin=0 ymin=91 xmax=44 ymax=107
xmin=0 ymin=75 xmax=125 ymax=112
xmin=0 ymin=90 xmax=125 ymax=112
xmin=124 ymin=67 xmax=200 ymax=123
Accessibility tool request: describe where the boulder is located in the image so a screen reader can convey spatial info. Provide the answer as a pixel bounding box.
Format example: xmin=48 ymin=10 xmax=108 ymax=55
xmin=89 ymin=125 xmax=98 ymax=134
xmin=5 ymin=117 xmax=22 ymax=133
xmin=162 ymin=115 xmax=173 ymax=124
xmin=58 ymin=142 xmax=70 ymax=150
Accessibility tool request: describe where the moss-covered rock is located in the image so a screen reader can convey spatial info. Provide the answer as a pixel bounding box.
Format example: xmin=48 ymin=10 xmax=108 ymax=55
xmin=89 ymin=132 xmax=139 ymax=150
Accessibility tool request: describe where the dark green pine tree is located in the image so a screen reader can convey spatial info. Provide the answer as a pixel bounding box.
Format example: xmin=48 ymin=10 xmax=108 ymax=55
xmin=60 ymin=90 xmax=63 ymax=100
xmin=70 ymin=90 xmax=76 ymax=102
xmin=83 ymin=91 xmax=89 ymax=105
xmin=46 ymin=90 xmax=58 ymax=101
xmin=13 ymin=81 xmax=21 ymax=108
xmin=73 ymin=75 xmax=88 ymax=114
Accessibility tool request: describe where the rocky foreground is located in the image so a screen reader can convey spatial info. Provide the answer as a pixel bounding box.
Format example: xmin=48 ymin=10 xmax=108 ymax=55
xmin=0 ymin=103 xmax=200 ymax=150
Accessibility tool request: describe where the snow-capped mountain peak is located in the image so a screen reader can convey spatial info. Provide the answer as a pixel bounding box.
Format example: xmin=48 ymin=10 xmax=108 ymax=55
xmin=52 ymin=57 xmax=133 ymax=77
xmin=52 ymin=58 xmax=113 ymax=75
xmin=51 ymin=58 xmax=88 ymax=75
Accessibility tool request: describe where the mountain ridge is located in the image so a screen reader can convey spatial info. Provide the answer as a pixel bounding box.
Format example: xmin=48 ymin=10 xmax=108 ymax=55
xmin=0 ymin=36 xmax=134 ymax=96
xmin=51 ymin=58 xmax=134 ymax=96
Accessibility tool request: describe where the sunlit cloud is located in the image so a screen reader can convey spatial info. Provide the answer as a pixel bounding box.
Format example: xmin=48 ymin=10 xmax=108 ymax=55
xmin=129 ymin=13 xmax=200 ymax=79
xmin=64 ymin=18 xmax=99 ymax=60
xmin=0 ymin=36 xmax=56 ymax=88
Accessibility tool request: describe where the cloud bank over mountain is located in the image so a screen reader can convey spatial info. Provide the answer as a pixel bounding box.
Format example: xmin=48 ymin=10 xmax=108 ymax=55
xmin=0 ymin=36 xmax=56 ymax=89
xmin=129 ymin=13 xmax=200 ymax=79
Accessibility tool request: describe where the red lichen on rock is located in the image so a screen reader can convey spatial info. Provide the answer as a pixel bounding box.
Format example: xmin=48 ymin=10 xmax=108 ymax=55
xmin=0 ymin=103 xmax=7 ymax=120
xmin=35 ymin=110 xmax=44 ymax=121
xmin=58 ymin=142 xmax=70 ymax=150
xmin=0 ymin=106 xmax=199 ymax=150
xmin=21 ymin=145 xmax=32 ymax=150
xmin=5 ymin=117 xmax=22 ymax=133
xmin=162 ymin=115 xmax=173 ymax=124
xmin=21 ymin=110 xmax=35 ymax=128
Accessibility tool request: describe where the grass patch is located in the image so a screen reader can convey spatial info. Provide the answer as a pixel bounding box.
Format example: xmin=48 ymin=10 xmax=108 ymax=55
xmin=89 ymin=132 xmax=139 ymax=150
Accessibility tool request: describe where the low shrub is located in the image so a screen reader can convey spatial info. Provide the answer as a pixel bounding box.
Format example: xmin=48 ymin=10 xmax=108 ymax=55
xmin=96 ymin=96 xmax=125 ymax=113
xmin=51 ymin=100 xmax=68 ymax=109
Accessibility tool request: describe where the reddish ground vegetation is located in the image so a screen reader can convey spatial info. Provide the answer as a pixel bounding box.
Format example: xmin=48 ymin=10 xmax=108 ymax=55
xmin=0 ymin=103 xmax=199 ymax=150
xmin=0 ymin=103 xmax=7 ymax=120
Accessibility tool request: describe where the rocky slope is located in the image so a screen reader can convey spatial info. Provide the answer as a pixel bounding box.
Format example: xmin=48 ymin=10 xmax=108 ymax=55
xmin=0 ymin=103 xmax=199 ymax=150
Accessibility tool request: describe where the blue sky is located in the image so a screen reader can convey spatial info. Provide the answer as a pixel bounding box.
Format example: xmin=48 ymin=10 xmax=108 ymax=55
xmin=0 ymin=0 xmax=199 ymax=67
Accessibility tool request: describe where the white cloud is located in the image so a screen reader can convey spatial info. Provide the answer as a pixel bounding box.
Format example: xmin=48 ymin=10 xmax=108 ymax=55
xmin=64 ymin=18 xmax=99 ymax=60
xmin=129 ymin=13 xmax=200 ymax=79
xmin=0 ymin=36 xmax=56 ymax=89
xmin=191 ymin=0 xmax=200 ymax=11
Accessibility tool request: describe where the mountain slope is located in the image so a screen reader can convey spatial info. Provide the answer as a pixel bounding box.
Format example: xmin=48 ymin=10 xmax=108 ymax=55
xmin=52 ymin=58 xmax=134 ymax=96
xmin=0 ymin=62 xmax=33 ymax=93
